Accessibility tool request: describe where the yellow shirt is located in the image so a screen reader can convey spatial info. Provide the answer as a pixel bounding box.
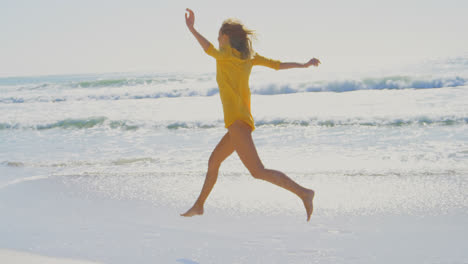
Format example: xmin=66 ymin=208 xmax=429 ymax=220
xmin=205 ymin=43 xmax=281 ymax=131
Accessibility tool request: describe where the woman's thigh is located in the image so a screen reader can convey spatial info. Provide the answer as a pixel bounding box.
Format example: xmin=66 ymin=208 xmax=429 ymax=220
xmin=209 ymin=132 xmax=235 ymax=166
xmin=227 ymin=120 xmax=264 ymax=174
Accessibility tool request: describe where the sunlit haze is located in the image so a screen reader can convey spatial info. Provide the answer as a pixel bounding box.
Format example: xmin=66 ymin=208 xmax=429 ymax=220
xmin=1 ymin=0 xmax=467 ymax=77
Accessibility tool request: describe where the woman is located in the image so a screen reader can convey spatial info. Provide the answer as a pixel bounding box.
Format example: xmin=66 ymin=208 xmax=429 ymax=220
xmin=181 ymin=8 xmax=320 ymax=221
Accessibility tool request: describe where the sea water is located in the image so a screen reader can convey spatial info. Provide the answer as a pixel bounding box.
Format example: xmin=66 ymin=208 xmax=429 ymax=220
xmin=1 ymin=55 xmax=467 ymax=217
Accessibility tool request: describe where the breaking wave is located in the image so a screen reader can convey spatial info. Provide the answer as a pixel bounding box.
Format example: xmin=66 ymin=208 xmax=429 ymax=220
xmin=252 ymin=76 xmax=466 ymax=95
xmin=1 ymin=75 xmax=466 ymax=104
xmin=1 ymin=116 xmax=466 ymax=131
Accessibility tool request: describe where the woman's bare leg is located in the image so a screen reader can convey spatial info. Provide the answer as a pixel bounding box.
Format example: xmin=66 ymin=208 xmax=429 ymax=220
xmin=228 ymin=120 xmax=315 ymax=221
xmin=181 ymin=132 xmax=235 ymax=217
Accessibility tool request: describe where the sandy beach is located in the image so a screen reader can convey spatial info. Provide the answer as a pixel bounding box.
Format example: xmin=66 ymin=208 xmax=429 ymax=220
xmin=0 ymin=249 xmax=101 ymax=264
xmin=1 ymin=168 xmax=467 ymax=263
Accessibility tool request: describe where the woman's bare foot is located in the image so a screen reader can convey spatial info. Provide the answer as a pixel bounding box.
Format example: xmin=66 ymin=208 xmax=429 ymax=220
xmin=180 ymin=205 xmax=204 ymax=217
xmin=301 ymin=189 xmax=315 ymax=221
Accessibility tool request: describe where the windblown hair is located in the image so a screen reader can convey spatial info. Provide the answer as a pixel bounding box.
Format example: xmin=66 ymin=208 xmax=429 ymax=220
xmin=220 ymin=18 xmax=256 ymax=59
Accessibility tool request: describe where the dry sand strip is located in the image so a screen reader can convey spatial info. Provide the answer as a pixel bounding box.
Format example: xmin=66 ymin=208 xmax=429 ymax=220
xmin=0 ymin=249 xmax=102 ymax=264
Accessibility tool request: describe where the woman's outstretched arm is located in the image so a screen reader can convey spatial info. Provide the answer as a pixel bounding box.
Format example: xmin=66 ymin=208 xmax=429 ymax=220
xmin=279 ymin=58 xmax=321 ymax=70
xmin=185 ymin=8 xmax=210 ymax=51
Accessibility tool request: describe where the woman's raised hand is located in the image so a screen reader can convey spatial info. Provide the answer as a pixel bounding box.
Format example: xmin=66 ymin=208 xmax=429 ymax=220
xmin=185 ymin=8 xmax=195 ymax=30
xmin=184 ymin=8 xmax=210 ymax=50
xmin=305 ymin=58 xmax=321 ymax=67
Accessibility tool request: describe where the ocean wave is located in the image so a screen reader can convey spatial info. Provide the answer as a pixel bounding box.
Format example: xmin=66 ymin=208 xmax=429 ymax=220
xmin=0 ymin=117 xmax=139 ymax=131
xmin=1 ymin=157 xmax=158 ymax=168
xmin=254 ymin=117 xmax=468 ymax=128
xmin=0 ymin=88 xmax=220 ymax=104
xmin=252 ymin=76 xmax=467 ymax=94
xmin=1 ymin=116 xmax=466 ymax=131
xmin=0 ymin=75 xmax=466 ymax=104
xmin=0 ymin=73 xmax=196 ymax=88
xmin=72 ymin=75 xmax=193 ymax=88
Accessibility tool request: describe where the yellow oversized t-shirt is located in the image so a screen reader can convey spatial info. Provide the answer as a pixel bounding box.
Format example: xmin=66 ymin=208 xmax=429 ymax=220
xmin=204 ymin=43 xmax=281 ymax=131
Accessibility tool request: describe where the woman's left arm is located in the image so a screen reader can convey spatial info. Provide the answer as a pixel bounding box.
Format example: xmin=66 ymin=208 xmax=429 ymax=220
xmin=279 ymin=58 xmax=321 ymax=70
xmin=185 ymin=8 xmax=211 ymax=51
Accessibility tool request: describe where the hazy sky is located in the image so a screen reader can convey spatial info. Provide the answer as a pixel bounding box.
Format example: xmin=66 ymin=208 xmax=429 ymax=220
xmin=1 ymin=0 xmax=467 ymax=77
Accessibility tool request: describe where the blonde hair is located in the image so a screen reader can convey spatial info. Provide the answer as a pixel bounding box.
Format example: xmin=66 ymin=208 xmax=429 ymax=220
xmin=220 ymin=18 xmax=256 ymax=59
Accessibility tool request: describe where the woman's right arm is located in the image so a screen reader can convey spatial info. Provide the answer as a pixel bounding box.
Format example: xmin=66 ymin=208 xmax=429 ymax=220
xmin=185 ymin=8 xmax=210 ymax=51
xmin=253 ymin=53 xmax=321 ymax=71
xmin=279 ymin=59 xmax=321 ymax=70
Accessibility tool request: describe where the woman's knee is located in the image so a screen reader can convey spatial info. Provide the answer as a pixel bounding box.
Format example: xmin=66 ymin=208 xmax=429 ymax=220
xmin=249 ymin=165 xmax=266 ymax=179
